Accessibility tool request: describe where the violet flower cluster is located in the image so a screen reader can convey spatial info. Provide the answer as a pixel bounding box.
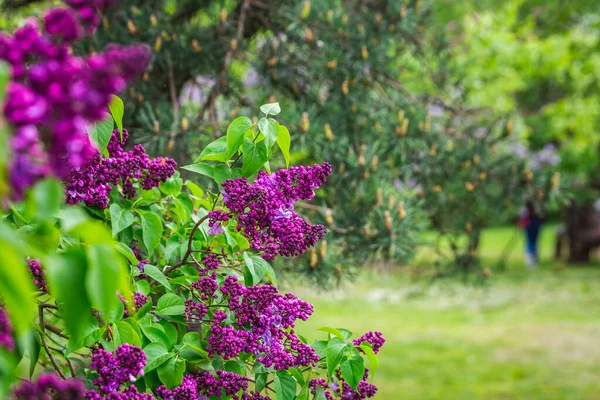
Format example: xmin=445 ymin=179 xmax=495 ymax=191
xmin=0 ymin=0 xmax=151 ymax=198
xmin=65 ymin=129 xmax=176 ymax=208
xmin=196 ymin=275 xmax=319 ymax=370
xmin=0 ymin=305 xmax=14 ymax=351
xmin=27 ymin=257 xmax=47 ymax=293
xmin=353 ymin=331 xmax=385 ymax=354
xmin=120 ymin=292 xmax=150 ymax=318
xmin=13 ymin=373 xmax=86 ymax=400
xmin=85 ymin=344 xmax=148 ymax=398
xmin=216 ymin=163 xmax=332 ymax=260
xmin=310 ymin=369 xmax=378 ymax=400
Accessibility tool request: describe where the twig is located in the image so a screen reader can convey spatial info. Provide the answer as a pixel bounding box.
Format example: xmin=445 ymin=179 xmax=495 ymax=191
xmin=164 ymin=215 xmax=209 ymax=274
xmin=39 ymin=306 xmax=66 ymax=379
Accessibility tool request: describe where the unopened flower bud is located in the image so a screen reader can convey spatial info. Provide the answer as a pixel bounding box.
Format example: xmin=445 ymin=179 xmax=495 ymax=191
xmin=465 ymin=182 xmax=475 ymax=192
xmin=384 ymin=210 xmax=393 ymax=232
xmin=401 ymin=4 xmax=407 ymax=18
xmin=267 ymin=57 xmax=278 ymax=66
xmin=154 ymin=37 xmax=162 ymax=51
xmin=432 ymin=185 xmax=441 ymax=193
xmin=127 ymin=19 xmax=136 ymax=33
xmin=325 ymin=208 xmax=334 ymax=226
xmin=300 ymin=112 xmax=310 ymax=132
xmin=341 ymin=80 xmax=349 ymax=95
xmin=371 ymin=155 xmax=379 ymax=171
xmin=397 ymin=202 xmax=406 ymax=219
xmin=339 ymin=162 xmax=346 ymax=174
xmin=231 ymin=39 xmax=238 ymax=50
xmin=342 ymin=14 xmax=349 ymax=24
xmin=479 ymin=172 xmax=487 ymax=180
xmin=446 ymin=140 xmax=454 ymax=151
xmin=310 ymin=248 xmax=318 ymax=268
xmin=327 ymin=59 xmax=338 ymax=69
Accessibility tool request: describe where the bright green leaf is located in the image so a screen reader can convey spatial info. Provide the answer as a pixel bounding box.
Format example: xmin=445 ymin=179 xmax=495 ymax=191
xmin=274 ymin=370 xmax=297 ymax=400
xmin=242 ymin=139 xmax=268 ymax=177
xmin=260 ymin=102 xmax=281 ymax=116
xmin=86 ymin=244 xmax=126 ymax=323
xmin=158 ymin=356 xmax=186 ymax=389
xmin=155 ymin=293 xmax=185 ymax=316
xmin=108 ymin=95 xmax=124 ymax=140
xmin=88 ymin=113 xmax=115 ymax=157
xmin=144 ymin=264 xmax=172 ymax=290
xmin=340 ymin=355 xmax=365 ymax=391
xmin=325 ymin=338 xmax=347 ymax=378
xmin=139 ymin=211 xmax=163 ymax=255
xmin=226 ymin=116 xmax=253 ymax=159
xmin=276 ymin=124 xmax=291 ymax=167
xmin=144 ymin=342 xmax=172 ymax=372
xmin=258 ymin=117 xmax=279 ymax=151
xmin=110 ymin=204 xmax=134 ymax=237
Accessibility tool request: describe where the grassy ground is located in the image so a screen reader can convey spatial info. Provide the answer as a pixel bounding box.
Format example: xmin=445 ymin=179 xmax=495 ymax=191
xmin=292 ymin=225 xmax=600 ymax=399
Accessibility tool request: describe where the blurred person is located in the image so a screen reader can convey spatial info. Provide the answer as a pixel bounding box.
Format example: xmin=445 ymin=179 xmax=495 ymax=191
xmin=519 ymin=200 xmax=543 ymax=267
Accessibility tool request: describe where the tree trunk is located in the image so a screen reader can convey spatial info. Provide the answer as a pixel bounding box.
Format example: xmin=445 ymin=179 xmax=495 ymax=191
xmin=562 ymin=201 xmax=600 ymax=263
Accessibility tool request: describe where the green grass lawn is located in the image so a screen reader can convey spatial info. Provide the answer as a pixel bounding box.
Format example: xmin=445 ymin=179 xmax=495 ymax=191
xmin=291 ymin=225 xmax=600 ymax=399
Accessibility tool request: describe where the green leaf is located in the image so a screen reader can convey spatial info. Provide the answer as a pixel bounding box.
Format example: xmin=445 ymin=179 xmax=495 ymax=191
xmin=243 ymin=253 xmax=270 ymax=286
xmin=315 ymin=386 xmax=328 ymax=400
xmin=139 ymin=211 xmax=163 ymax=255
xmin=114 ymin=320 xmax=142 ymax=347
xmin=226 ymin=116 xmax=253 ymax=159
xmin=158 ymin=356 xmax=186 ymax=389
xmin=242 ymin=139 xmax=268 ymax=177
xmin=338 ymin=328 xmax=353 ymax=340
xmin=115 ymin=242 xmax=139 ymax=265
xmin=325 ymin=338 xmax=347 ymax=378
xmin=195 ymin=136 xmax=229 ymax=163
xmin=144 ymin=264 xmax=172 ymax=290
xmin=179 ymin=332 xmax=208 ymax=362
xmin=155 ymin=294 xmax=185 ymax=316
xmin=258 ymin=117 xmax=279 ymax=151
xmin=255 ymin=372 xmax=267 ymax=393
xmin=340 ymin=355 xmax=365 ymax=391
xmin=28 ymin=334 xmax=40 ymax=378
xmin=26 ymin=178 xmax=63 ymax=222
xmin=311 ymin=340 xmax=328 ymax=358
xmin=0 ymin=227 xmax=35 ymax=334
xmin=274 ymin=370 xmax=297 ymax=400
xmin=86 ymin=244 xmax=127 ymax=323
xmin=88 ymin=113 xmax=114 ymax=156
xmin=182 ymin=163 xmax=214 ymax=179
xmin=318 ymin=326 xmax=345 ymax=340
xmin=109 ymin=204 xmax=135 ymax=237
xmin=359 ymin=344 xmax=379 ymax=377
xmin=276 ymin=124 xmax=291 ymax=167
xmin=159 ymin=171 xmax=183 ymax=197
xmin=140 ymin=323 xmax=171 ymax=349
xmin=144 ymin=343 xmax=173 ymax=372
xmin=108 ymin=95 xmax=124 ymax=140
xmin=260 ymin=102 xmax=281 ymax=116
xmin=46 ymin=249 xmax=91 ymax=344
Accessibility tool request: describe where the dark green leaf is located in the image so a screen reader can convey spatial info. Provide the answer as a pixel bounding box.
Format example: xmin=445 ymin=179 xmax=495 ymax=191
xmin=86 ymin=244 xmax=126 ymax=322
xmin=242 ymin=139 xmax=268 ymax=177
xmin=114 ymin=320 xmax=142 ymax=347
xmin=144 ymin=343 xmax=172 ymax=372
xmin=139 ymin=211 xmax=163 ymax=255
xmin=144 ymin=264 xmax=171 ymax=290
xmin=181 ymin=162 xmax=214 ymax=179
xmin=140 ymin=324 xmax=171 ymax=349
xmin=115 ymin=242 xmax=139 ymax=265
xmin=158 ymin=356 xmax=185 ymax=389
xmin=110 ymin=204 xmax=134 ymax=237
xmin=155 ymin=294 xmax=185 ymax=316
xmin=159 ymin=171 xmax=183 ymax=197
xmin=340 ymin=355 xmax=365 ymax=391
xmin=255 ymin=372 xmax=267 ymax=392
xmin=89 ymin=113 xmax=114 ymax=156
xmin=226 ymin=116 xmax=253 ymax=159
xmin=258 ymin=117 xmax=279 ymax=151
xmin=274 ymin=370 xmax=296 ymax=400
xmin=195 ymin=136 xmax=228 ymax=162
xmin=325 ymin=338 xmax=347 ymax=377
xmin=243 ymin=253 xmax=268 ymax=286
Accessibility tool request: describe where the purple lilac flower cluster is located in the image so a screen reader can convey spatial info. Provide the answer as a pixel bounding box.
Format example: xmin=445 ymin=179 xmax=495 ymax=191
xmin=201 ymin=275 xmax=318 ymax=370
xmin=185 ymin=299 xmax=208 ymax=320
xmin=310 ymin=369 xmax=378 ymax=400
xmin=120 ymin=292 xmax=150 ymax=318
xmin=353 ymin=331 xmax=385 ymax=354
xmin=64 ymin=129 xmax=176 ymax=208
xmin=0 ymin=305 xmax=14 ymax=351
xmin=27 ymin=257 xmax=47 ymax=293
xmin=85 ymin=344 xmax=147 ymax=398
xmin=63 ymin=0 xmax=116 ymax=33
xmin=0 ymin=1 xmax=150 ymax=198
xmin=217 ymin=163 xmax=332 ymax=260
xmin=13 ymin=373 xmax=86 ymax=400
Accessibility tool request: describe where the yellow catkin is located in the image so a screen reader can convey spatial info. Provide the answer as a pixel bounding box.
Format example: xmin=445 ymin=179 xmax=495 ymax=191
xmin=524 ymin=169 xmax=533 ymax=181
xmin=153 ymin=120 xmax=160 ymax=133
xmin=473 ymin=154 xmax=480 ymax=165
xmin=479 ymin=172 xmax=487 ymax=181
xmin=268 ymin=95 xmax=276 ymax=103
xmin=154 ymin=37 xmax=162 ymax=51
xmin=446 ymin=139 xmax=454 ymax=151
xmin=181 ymin=117 xmax=189 ymax=131
xmin=432 ymin=185 xmax=441 ymax=193
xmin=220 ymin=8 xmax=227 ymax=23
xmin=388 ymin=195 xmax=396 ymax=209
xmin=127 ymin=20 xmax=136 ymax=33
xmin=231 ymin=39 xmax=238 ymax=50
xmin=465 ymin=222 xmax=472 ymax=232
xmin=506 ymin=119 xmax=513 ymax=136
xmin=324 ymin=124 xmax=334 ymax=141
xmin=300 ymin=112 xmax=310 ymax=132
xmin=429 ymin=144 xmax=437 ymax=157
xmin=143 ymin=72 xmax=150 ymax=81
xmin=325 ymin=208 xmax=334 ymax=226
xmin=192 ymin=39 xmax=202 ymax=52
xmin=320 ymin=240 xmax=327 ymax=259
xmin=326 ymin=59 xmax=337 ymax=69
xmin=310 ymin=248 xmax=318 ymax=268
xmin=342 ymin=14 xmax=348 ymax=24
xmin=339 ymin=162 xmax=346 ymax=174
xmin=397 ymin=110 xmax=405 ymax=122
xmin=551 ymin=172 xmax=560 ymax=189
xmin=465 ymin=182 xmax=475 ymax=192
xmin=384 ymin=210 xmax=393 ymax=232
xmin=376 ymin=188 xmax=383 ymax=206
xmin=327 ymin=10 xmax=334 ymax=22
xmin=301 ymin=1 xmax=311 ymax=19
xmin=358 ymin=144 xmax=367 ymax=166
xmin=351 ymin=104 xmax=358 ymax=112
xmin=341 ymin=80 xmax=349 ymax=95
xmin=401 ymin=4 xmax=407 ymax=18
xmin=361 ymin=45 xmax=369 ymax=60
xmin=166 ymin=139 xmax=175 ymax=153
xmin=464 ymin=160 xmax=472 ymax=169
xmin=371 ymin=155 xmax=379 ymax=171
xmin=267 ymin=57 xmax=278 ymax=66
xmin=305 ymin=27 xmax=313 ymax=42
xmin=150 ymin=14 xmax=158 ymax=26
xmin=375 ymin=12 xmax=383 ymax=24
xmin=397 ymin=202 xmax=406 ymax=219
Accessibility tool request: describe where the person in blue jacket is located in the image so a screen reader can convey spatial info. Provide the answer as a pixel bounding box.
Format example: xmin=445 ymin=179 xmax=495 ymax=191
xmin=518 ymin=200 xmax=543 ymax=267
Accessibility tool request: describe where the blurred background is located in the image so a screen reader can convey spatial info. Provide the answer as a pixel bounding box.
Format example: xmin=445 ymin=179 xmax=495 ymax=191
xmin=3 ymin=0 xmax=600 ymax=398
